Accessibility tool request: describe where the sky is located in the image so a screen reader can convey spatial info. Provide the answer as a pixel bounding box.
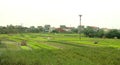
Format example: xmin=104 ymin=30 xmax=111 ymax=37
xmin=0 ymin=0 xmax=120 ymax=29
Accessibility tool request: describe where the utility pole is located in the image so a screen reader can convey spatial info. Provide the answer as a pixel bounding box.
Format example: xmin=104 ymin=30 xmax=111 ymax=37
xmin=79 ymin=15 xmax=82 ymax=40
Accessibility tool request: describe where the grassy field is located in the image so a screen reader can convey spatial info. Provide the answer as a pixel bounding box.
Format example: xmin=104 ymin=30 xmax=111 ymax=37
xmin=0 ymin=33 xmax=120 ymax=65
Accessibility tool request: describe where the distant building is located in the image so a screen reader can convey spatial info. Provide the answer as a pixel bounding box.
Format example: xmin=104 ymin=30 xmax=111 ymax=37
xmin=55 ymin=26 xmax=74 ymax=33
xmin=63 ymin=27 xmax=74 ymax=32
xmin=87 ymin=26 xmax=99 ymax=29
xmin=55 ymin=28 xmax=65 ymax=32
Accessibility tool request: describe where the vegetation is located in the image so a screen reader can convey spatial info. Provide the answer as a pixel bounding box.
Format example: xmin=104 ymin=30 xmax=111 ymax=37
xmin=105 ymin=29 xmax=120 ymax=39
xmin=0 ymin=33 xmax=120 ymax=65
xmin=83 ymin=26 xmax=120 ymax=39
xmin=1 ymin=25 xmax=120 ymax=39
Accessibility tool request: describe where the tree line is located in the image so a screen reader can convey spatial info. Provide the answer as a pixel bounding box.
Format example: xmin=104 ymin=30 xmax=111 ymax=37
xmin=0 ymin=25 xmax=120 ymax=39
xmin=0 ymin=25 xmax=44 ymax=34
xmin=83 ymin=26 xmax=120 ymax=39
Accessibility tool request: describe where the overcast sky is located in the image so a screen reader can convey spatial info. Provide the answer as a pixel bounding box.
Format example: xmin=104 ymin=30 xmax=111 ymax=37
xmin=0 ymin=0 xmax=120 ymax=29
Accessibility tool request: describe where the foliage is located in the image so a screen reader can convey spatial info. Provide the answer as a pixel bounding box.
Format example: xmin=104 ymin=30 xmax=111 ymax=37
xmin=51 ymin=29 xmax=59 ymax=33
xmin=105 ymin=29 xmax=120 ymax=39
xmin=83 ymin=26 xmax=97 ymax=37
xmin=83 ymin=27 xmax=120 ymax=39
xmin=95 ymin=29 xmax=104 ymax=38
xmin=0 ymin=25 xmax=120 ymax=39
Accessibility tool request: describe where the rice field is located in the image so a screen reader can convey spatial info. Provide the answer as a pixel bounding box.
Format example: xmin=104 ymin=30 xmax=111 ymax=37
xmin=0 ymin=33 xmax=120 ymax=65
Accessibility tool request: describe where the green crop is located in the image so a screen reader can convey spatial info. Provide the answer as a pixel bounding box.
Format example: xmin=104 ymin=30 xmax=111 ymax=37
xmin=0 ymin=33 xmax=120 ymax=65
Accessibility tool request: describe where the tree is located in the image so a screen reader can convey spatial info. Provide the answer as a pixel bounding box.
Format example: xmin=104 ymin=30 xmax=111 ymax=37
xmin=51 ymin=29 xmax=59 ymax=33
xmin=44 ymin=25 xmax=51 ymax=32
xmin=83 ymin=26 xmax=96 ymax=37
xmin=28 ymin=26 xmax=38 ymax=33
xmin=95 ymin=29 xmax=105 ymax=38
xmin=83 ymin=26 xmax=103 ymax=38
xmin=105 ymin=29 xmax=120 ymax=39
xmin=6 ymin=25 xmax=15 ymax=33
xmin=37 ymin=26 xmax=44 ymax=32
xmin=71 ymin=28 xmax=78 ymax=33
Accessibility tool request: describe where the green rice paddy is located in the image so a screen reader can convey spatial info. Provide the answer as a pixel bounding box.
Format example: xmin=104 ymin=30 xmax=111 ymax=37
xmin=0 ymin=33 xmax=120 ymax=65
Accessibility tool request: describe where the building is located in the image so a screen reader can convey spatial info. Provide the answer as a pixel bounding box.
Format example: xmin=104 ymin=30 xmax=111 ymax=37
xmin=55 ymin=26 xmax=74 ymax=33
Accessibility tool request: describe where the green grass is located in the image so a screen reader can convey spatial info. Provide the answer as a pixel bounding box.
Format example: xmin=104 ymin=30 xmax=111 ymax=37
xmin=0 ymin=33 xmax=120 ymax=65
xmin=21 ymin=46 xmax=31 ymax=50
